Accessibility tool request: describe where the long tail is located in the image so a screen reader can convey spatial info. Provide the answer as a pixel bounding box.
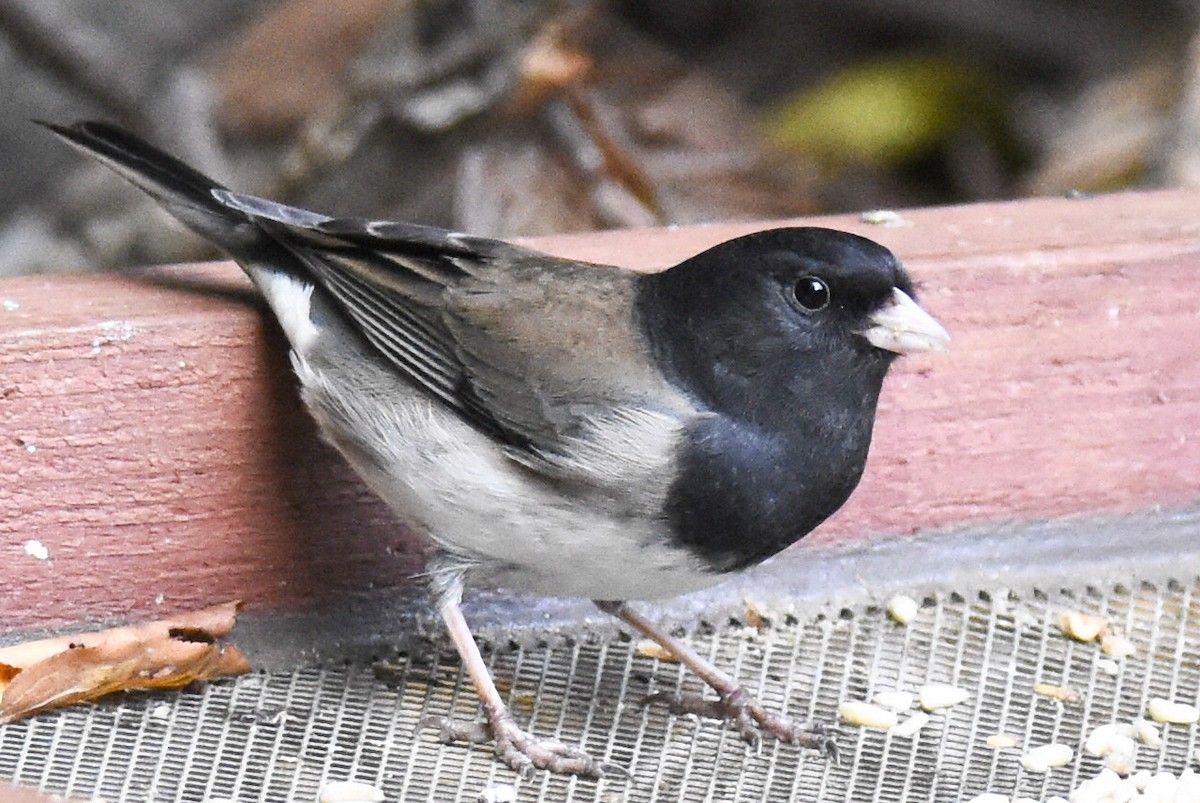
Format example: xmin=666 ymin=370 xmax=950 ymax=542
xmin=38 ymin=120 xmax=259 ymax=255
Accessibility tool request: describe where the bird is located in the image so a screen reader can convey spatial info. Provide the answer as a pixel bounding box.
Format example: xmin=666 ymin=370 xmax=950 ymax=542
xmin=42 ymin=120 xmax=949 ymax=778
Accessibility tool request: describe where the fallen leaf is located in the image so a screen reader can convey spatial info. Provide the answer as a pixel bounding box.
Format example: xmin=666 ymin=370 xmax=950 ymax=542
xmin=0 ymin=601 xmax=250 ymax=723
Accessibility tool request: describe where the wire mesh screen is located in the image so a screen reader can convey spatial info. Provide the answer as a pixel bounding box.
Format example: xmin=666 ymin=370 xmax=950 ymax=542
xmin=2 ymin=576 xmax=1198 ymax=802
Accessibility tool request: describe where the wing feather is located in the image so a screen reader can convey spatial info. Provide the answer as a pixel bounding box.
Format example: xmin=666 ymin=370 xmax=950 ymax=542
xmin=215 ymin=190 xmax=697 ymax=481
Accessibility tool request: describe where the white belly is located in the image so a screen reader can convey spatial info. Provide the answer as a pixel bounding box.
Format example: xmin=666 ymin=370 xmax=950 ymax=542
xmin=298 ymin=357 xmax=718 ymax=601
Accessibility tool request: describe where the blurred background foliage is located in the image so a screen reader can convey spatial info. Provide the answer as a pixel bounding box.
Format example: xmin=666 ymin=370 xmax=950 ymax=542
xmin=2 ymin=0 xmax=1199 ymax=274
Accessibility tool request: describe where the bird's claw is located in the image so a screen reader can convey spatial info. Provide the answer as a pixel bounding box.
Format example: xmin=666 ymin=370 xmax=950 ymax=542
xmin=642 ymin=690 xmax=839 ymax=761
xmin=422 ymin=715 xmax=625 ymax=779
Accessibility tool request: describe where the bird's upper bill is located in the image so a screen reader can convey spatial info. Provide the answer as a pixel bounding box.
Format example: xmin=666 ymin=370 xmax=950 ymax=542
xmin=860 ymin=288 xmax=951 ymax=355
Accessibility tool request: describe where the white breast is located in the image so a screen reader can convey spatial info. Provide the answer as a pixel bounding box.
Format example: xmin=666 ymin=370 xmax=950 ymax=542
xmin=313 ymin=373 xmax=719 ymax=599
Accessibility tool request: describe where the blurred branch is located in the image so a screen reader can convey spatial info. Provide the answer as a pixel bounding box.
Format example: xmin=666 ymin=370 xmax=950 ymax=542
xmin=0 ymin=0 xmax=143 ymax=125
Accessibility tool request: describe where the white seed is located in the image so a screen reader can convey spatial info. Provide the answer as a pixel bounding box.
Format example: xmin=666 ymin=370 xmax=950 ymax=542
xmin=1013 ymin=798 xmax=1040 ymax=803
xmin=317 ymin=781 xmax=386 ymax=803
xmin=1133 ymin=717 xmax=1163 ymax=747
xmin=1179 ymin=768 xmax=1200 ymax=801
xmin=985 ymin=733 xmax=1019 ymax=749
xmin=919 ymin=683 xmax=970 ymax=711
xmin=1085 ymin=722 xmax=1137 ymax=756
xmin=887 ymin=594 xmax=920 ymax=625
xmin=872 ymin=689 xmax=915 ymax=712
xmin=1019 ymin=742 xmax=1073 ymax=772
xmin=1102 ymin=747 xmax=1137 ymax=776
xmin=1143 ymin=771 xmax=1179 ymax=801
xmin=1070 ymin=768 xmax=1122 ymax=800
xmin=1034 ymin=682 xmax=1080 ymax=704
xmin=965 ymin=794 xmax=1009 ymax=803
xmin=1147 ymin=696 xmax=1200 ymax=725
xmin=1045 ymin=797 xmax=1070 ymax=803
xmin=890 ymin=711 xmax=930 ymax=737
xmin=477 ymin=785 xmax=517 ymax=803
xmin=1095 ymin=657 xmax=1120 ymax=676
xmin=1059 ymin=610 xmax=1107 ymax=642
xmin=1116 ymin=777 xmax=1143 ymax=801
xmin=1129 ymin=769 xmax=1153 ymax=791
xmin=1101 ymin=632 xmax=1137 ymax=658
xmin=860 ymin=209 xmax=911 ymax=227
xmin=838 ymin=700 xmax=898 ymax=729
xmin=636 ymin=640 xmax=679 ymax=662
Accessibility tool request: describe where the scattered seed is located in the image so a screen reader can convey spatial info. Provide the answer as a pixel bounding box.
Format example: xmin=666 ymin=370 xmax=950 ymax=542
xmin=1058 ymin=610 xmax=1107 ymax=642
xmin=1084 ymin=722 xmax=1136 ymax=757
xmin=477 ymin=785 xmax=517 ymax=803
xmin=886 ymin=594 xmax=919 ymax=625
xmin=1070 ymin=768 xmax=1123 ymax=802
xmin=1180 ymin=768 xmax=1200 ymax=796
xmin=1147 ymin=697 xmax=1200 ymax=725
xmin=1095 ymin=657 xmax=1120 ymax=676
xmin=317 ymin=781 xmax=386 ymax=803
xmin=1100 ymin=632 xmax=1136 ymax=658
xmin=1144 ymin=771 xmax=1181 ymax=801
xmin=890 ymin=711 xmax=930 ymax=737
xmin=860 ymin=209 xmax=912 ymax=227
xmin=1034 ymin=682 xmax=1080 ymax=704
xmin=636 ymin=640 xmax=678 ymax=663
xmin=985 ymin=734 xmax=1019 ymax=749
xmin=1102 ymin=748 xmax=1137 ymax=776
xmin=872 ymin=689 xmax=915 ymax=712
xmin=965 ymin=794 xmax=1009 ymax=803
xmin=919 ymin=683 xmax=970 ymax=711
xmin=1133 ymin=718 xmax=1163 ymax=748
xmin=1019 ymin=743 xmax=1074 ymax=772
xmin=838 ymin=701 xmax=898 ymax=729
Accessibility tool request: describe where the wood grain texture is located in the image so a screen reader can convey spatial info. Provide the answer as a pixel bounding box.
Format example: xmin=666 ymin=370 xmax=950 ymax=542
xmin=2 ymin=189 xmax=1198 ymax=633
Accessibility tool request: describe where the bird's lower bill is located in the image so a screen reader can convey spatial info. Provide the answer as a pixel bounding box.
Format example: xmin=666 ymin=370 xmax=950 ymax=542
xmin=860 ymin=288 xmax=950 ymax=355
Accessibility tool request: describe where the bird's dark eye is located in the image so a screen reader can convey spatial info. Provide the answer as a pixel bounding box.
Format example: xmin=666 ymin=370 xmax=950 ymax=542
xmin=790 ymin=276 xmax=830 ymax=312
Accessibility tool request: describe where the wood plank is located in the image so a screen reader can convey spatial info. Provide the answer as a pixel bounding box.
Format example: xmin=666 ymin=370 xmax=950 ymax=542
xmin=2 ymin=189 xmax=1199 ymax=633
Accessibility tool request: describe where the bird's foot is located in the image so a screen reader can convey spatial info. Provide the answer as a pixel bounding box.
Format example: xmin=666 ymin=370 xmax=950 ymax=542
xmin=425 ymin=714 xmax=625 ymax=779
xmin=644 ymin=689 xmax=839 ymax=762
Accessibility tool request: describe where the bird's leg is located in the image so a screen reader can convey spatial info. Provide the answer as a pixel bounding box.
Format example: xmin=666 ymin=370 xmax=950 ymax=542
xmin=423 ymin=562 xmax=617 ymax=778
xmin=595 ymin=600 xmax=838 ymax=760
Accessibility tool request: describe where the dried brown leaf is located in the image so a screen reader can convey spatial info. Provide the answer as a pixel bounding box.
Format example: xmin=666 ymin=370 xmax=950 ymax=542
xmin=215 ymin=0 xmax=392 ymax=135
xmin=0 ymin=601 xmax=250 ymax=723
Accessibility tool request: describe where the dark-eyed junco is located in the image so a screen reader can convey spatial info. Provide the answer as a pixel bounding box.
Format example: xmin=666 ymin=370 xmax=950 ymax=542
xmin=43 ymin=120 xmax=949 ymax=778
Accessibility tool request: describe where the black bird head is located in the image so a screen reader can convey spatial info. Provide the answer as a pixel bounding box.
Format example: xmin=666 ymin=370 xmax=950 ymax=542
xmin=639 ymin=227 xmax=947 ymax=429
xmin=637 ymin=227 xmax=949 ymax=570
